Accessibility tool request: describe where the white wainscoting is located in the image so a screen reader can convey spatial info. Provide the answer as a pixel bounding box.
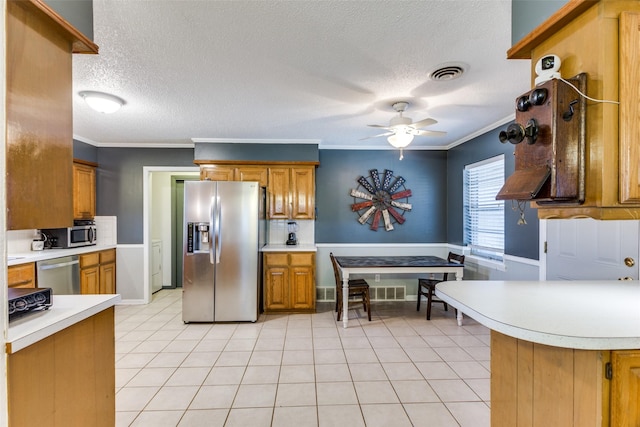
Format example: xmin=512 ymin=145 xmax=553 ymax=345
xmin=315 ymin=243 xmax=540 ymax=301
xmin=116 ymin=244 xmax=146 ymax=304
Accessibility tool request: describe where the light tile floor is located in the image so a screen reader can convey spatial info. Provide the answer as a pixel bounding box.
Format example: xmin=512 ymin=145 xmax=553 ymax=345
xmin=115 ymin=289 xmax=491 ymax=426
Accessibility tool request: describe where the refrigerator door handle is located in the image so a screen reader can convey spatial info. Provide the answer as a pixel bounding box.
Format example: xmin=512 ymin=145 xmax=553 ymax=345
xmin=213 ymin=195 xmax=221 ymax=264
xmin=216 ymin=196 xmax=222 ymax=264
xmin=210 ymin=196 xmax=216 ymax=265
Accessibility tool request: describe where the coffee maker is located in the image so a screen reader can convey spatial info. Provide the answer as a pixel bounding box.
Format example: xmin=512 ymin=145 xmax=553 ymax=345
xmin=286 ymin=221 xmax=298 ymax=245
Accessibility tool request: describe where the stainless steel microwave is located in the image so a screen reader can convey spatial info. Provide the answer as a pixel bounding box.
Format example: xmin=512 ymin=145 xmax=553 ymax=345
xmin=41 ymin=224 xmax=97 ymax=249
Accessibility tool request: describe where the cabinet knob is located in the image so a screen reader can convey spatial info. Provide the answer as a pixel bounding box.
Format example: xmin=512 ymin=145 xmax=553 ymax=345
xmin=624 ymin=257 xmax=635 ymax=267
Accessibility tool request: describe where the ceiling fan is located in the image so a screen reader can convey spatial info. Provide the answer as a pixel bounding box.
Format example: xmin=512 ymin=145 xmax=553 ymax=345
xmin=362 ymin=101 xmax=446 ymax=159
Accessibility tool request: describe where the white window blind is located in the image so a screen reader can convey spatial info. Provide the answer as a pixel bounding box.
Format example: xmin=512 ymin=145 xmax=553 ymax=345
xmin=463 ymin=155 xmax=505 ymax=260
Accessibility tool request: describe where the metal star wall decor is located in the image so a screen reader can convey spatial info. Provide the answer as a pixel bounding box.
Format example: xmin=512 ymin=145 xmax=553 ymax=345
xmin=350 ymin=169 xmax=412 ymax=231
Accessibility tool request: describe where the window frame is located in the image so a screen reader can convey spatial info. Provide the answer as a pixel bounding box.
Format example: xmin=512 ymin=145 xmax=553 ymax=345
xmin=463 ymin=154 xmax=505 ymax=261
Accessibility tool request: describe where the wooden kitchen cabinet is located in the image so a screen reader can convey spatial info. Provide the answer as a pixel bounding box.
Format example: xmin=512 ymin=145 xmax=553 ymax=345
xmin=235 ymin=166 xmax=268 ymax=187
xmin=508 ymin=0 xmax=640 ymax=219
xmin=73 ymin=160 xmax=97 ymax=220
xmin=268 ymin=166 xmax=315 ymax=219
xmin=7 ymin=307 xmax=115 ymax=427
xmin=80 ymin=249 xmax=116 ymax=294
xmin=491 ymin=331 xmax=640 ymax=427
xmin=5 ymin=0 xmax=98 ymax=230
xmin=8 ymin=263 xmax=36 ymax=289
xmin=263 ymin=252 xmax=315 ymax=313
xmin=200 ymin=165 xmax=269 ymax=187
xmin=200 ymin=165 xmax=235 ymax=181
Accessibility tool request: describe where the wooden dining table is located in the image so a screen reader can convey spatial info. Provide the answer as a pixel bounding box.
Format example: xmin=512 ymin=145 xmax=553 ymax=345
xmin=334 ymin=255 xmax=465 ymax=328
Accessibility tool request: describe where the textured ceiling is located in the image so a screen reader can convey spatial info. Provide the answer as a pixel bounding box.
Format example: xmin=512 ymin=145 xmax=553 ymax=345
xmin=72 ymin=0 xmax=532 ymax=151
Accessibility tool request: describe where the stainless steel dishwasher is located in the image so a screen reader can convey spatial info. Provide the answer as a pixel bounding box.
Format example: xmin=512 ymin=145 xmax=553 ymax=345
xmin=36 ymin=255 xmax=81 ymax=295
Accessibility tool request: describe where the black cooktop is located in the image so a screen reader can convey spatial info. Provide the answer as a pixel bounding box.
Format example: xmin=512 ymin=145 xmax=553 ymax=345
xmin=8 ymin=287 xmax=52 ymax=321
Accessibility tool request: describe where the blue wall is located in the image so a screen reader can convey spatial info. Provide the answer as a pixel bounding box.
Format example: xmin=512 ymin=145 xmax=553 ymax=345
xmin=316 ymin=150 xmax=447 ymax=243
xmin=447 ymin=126 xmax=540 ymax=260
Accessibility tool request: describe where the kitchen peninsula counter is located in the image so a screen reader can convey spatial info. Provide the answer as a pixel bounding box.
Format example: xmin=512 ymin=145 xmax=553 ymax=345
xmin=436 ymin=280 xmax=640 ymax=426
xmin=6 ymin=293 xmax=120 ymax=426
xmin=7 ymin=293 xmax=121 ymax=353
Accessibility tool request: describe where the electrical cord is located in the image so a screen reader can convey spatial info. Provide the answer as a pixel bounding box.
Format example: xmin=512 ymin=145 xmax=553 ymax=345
xmin=557 ymin=76 xmax=620 ymax=105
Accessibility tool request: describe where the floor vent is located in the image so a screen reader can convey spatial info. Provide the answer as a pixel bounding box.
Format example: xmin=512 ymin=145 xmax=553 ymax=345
xmin=316 ymin=287 xmax=336 ymax=302
xmin=317 ymin=286 xmax=406 ymax=302
xmin=372 ymin=286 xmax=406 ymax=301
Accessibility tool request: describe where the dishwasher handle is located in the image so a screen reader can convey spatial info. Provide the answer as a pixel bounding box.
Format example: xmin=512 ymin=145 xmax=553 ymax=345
xmin=38 ymin=259 xmax=80 ymax=270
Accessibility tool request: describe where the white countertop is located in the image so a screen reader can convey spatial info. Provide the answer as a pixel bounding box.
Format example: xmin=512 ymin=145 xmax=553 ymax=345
xmin=7 ymin=294 xmax=121 ymax=354
xmin=262 ymin=244 xmax=317 ymax=252
xmin=8 ymin=244 xmax=117 ymax=266
xmin=436 ymin=280 xmax=640 ymax=350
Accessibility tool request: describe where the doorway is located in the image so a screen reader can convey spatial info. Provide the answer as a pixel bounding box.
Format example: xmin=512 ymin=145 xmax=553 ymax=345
xmin=171 ymin=176 xmax=199 ymax=288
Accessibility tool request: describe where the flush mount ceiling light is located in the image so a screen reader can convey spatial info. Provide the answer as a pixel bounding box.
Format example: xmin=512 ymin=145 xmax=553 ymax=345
xmin=78 ymin=91 xmax=125 ymax=114
xmin=362 ymin=102 xmax=446 ymax=160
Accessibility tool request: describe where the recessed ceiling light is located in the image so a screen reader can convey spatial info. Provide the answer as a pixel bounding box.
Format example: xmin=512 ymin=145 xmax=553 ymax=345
xmin=79 ymin=91 xmax=125 ymax=114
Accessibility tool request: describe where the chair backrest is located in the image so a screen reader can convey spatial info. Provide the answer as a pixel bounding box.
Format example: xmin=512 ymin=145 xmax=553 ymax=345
xmin=329 ymin=252 xmax=341 ymax=287
xmin=443 ymin=252 xmax=465 ymax=281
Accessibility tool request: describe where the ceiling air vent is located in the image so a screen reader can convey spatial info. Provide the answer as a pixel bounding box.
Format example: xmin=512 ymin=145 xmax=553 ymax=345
xmin=429 ymin=62 xmax=468 ymax=81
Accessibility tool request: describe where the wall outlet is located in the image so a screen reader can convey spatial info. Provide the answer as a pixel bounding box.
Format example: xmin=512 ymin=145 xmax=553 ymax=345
xmin=375 ymin=274 xmax=380 ymax=282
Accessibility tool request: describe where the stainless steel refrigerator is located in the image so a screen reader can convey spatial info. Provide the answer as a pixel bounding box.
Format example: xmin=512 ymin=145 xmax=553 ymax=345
xmin=182 ymin=181 xmax=265 ymax=322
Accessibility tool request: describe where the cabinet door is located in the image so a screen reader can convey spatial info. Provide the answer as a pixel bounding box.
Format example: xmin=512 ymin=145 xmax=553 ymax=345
xmin=6 ymin=1 xmax=74 ymax=230
xmin=289 ymin=266 xmax=315 ymax=310
xmin=8 ymin=263 xmax=36 ymax=288
xmin=235 ymin=166 xmax=268 ymax=187
xmin=73 ymin=162 xmax=96 ymax=220
xmin=268 ymin=168 xmax=290 ymax=219
xmin=200 ymin=165 xmax=235 ymax=181
xmin=264 ymin=267 xmax=288 ymax=310
xmin=80 ymin=266 xmax=100 ymax=294
xmin=619 ymin=12 xmax=640 ymax=204
xmin=611 ymin=350 xmax=640 ymax=426
xmin=99 ymin=262 xmax=116 ymax=294
xmin=290 ymin=167 xmax=315 ymax=219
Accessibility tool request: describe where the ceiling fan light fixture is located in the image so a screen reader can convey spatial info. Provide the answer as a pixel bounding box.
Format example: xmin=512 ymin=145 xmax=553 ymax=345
xmin=79 ymin=91 xmax=125 ymax=114
xmin=387 ymin=132 xmax=414 ymax=148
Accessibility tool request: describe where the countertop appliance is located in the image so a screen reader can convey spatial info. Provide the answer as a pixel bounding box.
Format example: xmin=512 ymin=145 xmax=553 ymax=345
xmin=41 ymin=221 xmax=97 ymax=249
xmin=286 ymin=221 xmax=298 ymax=245
xmin=36 ymin=255 xmax=80 ymax=295
xmin=182 ymin=181 xmax=265 ymax=323
xmin=8 ymin=287 xmax=52 ymax=321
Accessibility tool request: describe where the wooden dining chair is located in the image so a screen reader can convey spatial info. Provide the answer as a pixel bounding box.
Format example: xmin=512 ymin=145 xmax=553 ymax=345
xmin=417 ymin=252 xmax=464 ymax=320
xmin=329 ymin=252 xmax=371 ymax=321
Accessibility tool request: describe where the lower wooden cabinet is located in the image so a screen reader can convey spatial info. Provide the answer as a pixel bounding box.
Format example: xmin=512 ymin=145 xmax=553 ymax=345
xmin=491 ymin=331 xmax=640 ymax=427
xmin=264 ymin=252 xmax=315 ymax=313
xmin=8 ymin=263 xmax=36 ymax=288
xmin=7 ymin=307 xmax=115 ymax=426
xmin=80 ymin=249 xmax=116 ymax=294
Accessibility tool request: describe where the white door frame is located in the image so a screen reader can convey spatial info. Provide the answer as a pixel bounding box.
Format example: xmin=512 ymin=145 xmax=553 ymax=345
xmin=143 ymin=166 xmax=199 ymax=303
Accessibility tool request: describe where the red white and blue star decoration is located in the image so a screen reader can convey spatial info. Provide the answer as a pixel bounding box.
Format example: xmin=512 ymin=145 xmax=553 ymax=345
xmin=350 ymin=169 xmax=412 ymax=231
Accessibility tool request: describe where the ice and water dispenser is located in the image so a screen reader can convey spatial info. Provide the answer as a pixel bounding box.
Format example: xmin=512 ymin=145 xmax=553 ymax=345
xmin=186 ymin=222 xmax=210 ymax=254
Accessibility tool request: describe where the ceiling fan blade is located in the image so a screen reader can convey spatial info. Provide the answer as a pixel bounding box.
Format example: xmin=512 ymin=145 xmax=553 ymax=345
xmin=411 ymin=117 xmax=438 ymax=129
xmin=415 ymin=129 xmax=447 ymax=137
xmin=367 ymin=124 xmax=392 ymax=129
xmin=359 ymin=131 xmax=393 ymax=141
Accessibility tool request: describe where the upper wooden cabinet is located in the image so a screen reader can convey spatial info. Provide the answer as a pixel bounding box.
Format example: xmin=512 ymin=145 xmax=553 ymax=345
xmin=196 ymin=161 xmax=316 ymax=219
xmin=5 ymin=0 xmax=98 ymax=230
xmin=508 ymin=0 xmax=640 ymax=219
xmin=73 ymin=160 xmax=97 ymax=220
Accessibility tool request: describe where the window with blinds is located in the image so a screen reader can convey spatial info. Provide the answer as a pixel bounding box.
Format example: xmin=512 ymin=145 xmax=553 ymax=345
xmin=463 ymin=155 xmax=505 ymax=261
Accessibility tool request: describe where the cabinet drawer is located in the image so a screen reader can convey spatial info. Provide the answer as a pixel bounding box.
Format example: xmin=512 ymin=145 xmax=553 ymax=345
xmin=8 ymin=263 xmax=35 ymax=288
xmin=99 ymin=249 xmax=116 ymax=264
xmin=265 ymin=253 xmax=288 ymax=266
xmin=289 ymin=252 xmax=314 ymax=266
xmin=80 ymin=252 xmax=100 ymax=268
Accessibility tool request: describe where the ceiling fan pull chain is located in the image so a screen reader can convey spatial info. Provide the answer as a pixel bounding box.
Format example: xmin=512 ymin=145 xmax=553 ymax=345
xmin=399 ymin=148 xmax=404 ymax=161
